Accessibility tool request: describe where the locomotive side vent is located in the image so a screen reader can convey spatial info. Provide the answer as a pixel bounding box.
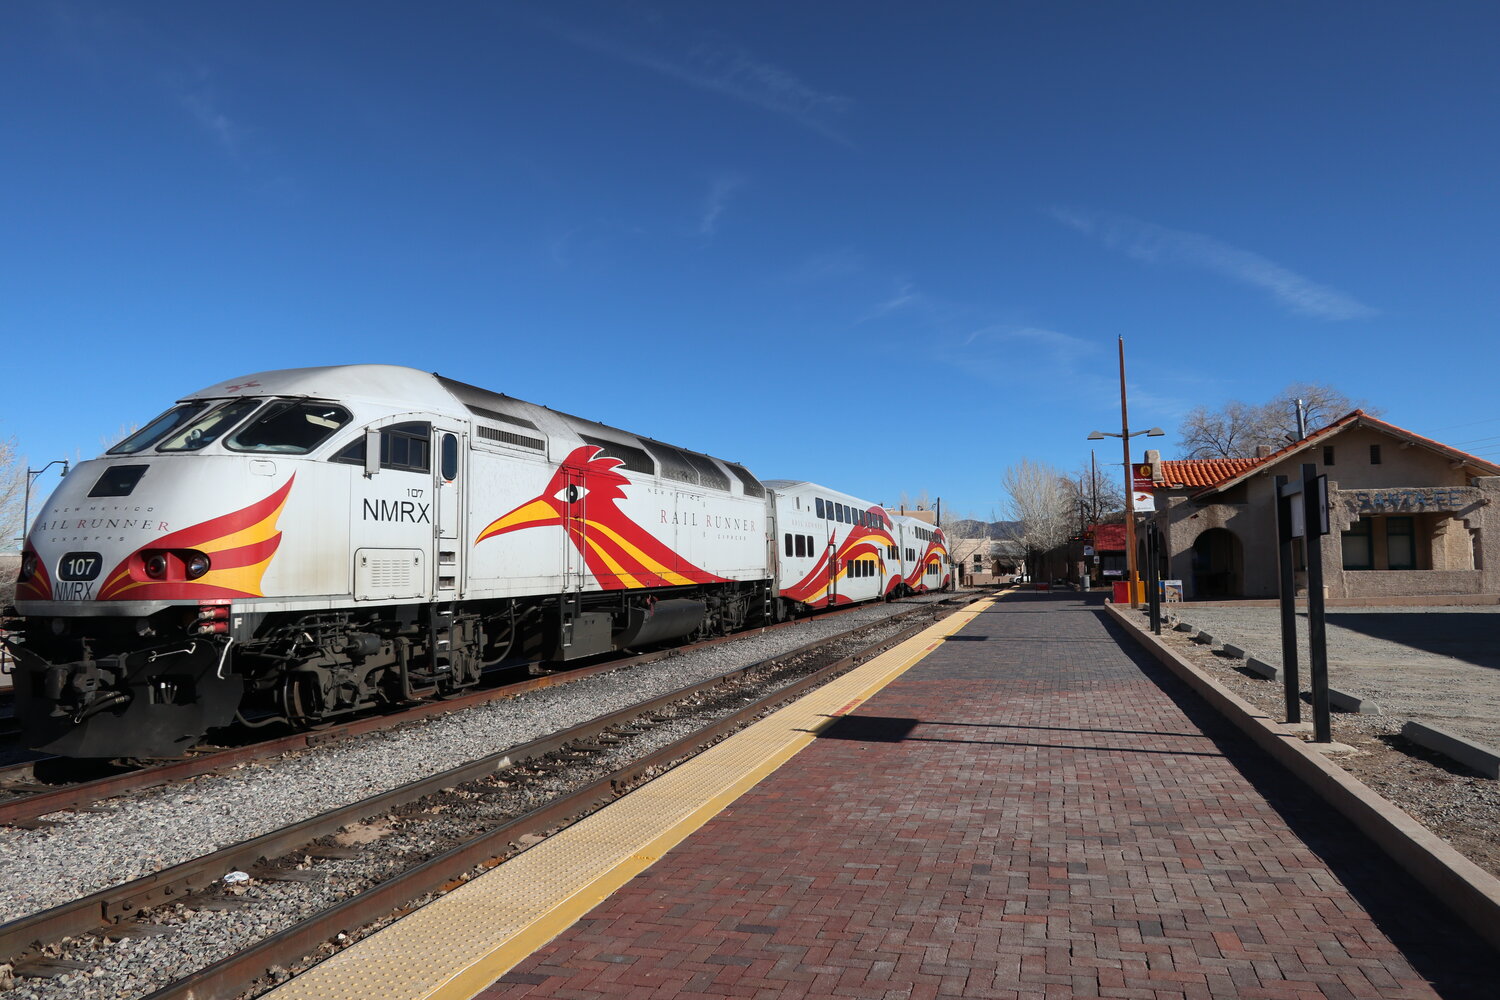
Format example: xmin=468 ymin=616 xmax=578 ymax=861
xmin=475 ymin=424 xmax=545 ymax=452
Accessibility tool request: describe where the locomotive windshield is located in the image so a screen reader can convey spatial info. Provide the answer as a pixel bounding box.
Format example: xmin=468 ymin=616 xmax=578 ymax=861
xmin=227 ymin=400 xmax=352 ymax=454
xmin=156 ymin=399 xmax=263 ymax=452
xmin=107 ymin=401 xmax=211 ymax=454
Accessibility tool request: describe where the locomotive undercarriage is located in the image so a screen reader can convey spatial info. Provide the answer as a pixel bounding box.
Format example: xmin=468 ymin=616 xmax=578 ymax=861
xmin=8 ymin=579 xmax=773 ymax=758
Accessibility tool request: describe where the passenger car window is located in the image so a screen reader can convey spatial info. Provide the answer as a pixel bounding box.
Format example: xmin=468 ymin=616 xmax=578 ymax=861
xmin=157 ymin=399 xmax=262 ymax=452
xmin=228 ymin=401 xmax=352 ymax=454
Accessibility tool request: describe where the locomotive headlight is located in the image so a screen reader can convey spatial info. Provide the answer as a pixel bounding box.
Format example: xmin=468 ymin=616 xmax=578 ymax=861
xmin=144 ymin=552 xmax=169 ymax=579
xmin=185 ymin=552 xmax=211 ymax=580
xmin=18 ymin=553 xmax=36 ymax=582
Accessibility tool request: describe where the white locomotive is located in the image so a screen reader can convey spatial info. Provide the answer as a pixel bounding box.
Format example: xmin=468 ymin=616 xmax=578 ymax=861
xmin=9 ymin=365 xmax=949 ymax=757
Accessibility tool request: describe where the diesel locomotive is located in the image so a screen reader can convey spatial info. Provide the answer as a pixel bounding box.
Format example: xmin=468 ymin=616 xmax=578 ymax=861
xmin=8 ymin=365 xmax=950 ymax=757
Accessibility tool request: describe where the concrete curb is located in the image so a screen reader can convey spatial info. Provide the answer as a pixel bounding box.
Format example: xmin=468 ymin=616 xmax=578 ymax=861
xmin=1103 ymin=600 xmax=1500 ymax=954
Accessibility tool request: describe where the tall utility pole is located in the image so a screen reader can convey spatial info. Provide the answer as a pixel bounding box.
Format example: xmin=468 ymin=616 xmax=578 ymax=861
xmin=1118 ymin=337 xmax=1138 ymax=607
xmin=1087 ymin=340 xmax=1162 ymax=608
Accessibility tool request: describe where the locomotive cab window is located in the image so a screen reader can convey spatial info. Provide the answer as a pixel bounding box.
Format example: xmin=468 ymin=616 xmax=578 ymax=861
xmin=334 ymin=421 xmax=432 ymax=473
xmin=109 ymin=402 xmax=210 ymax=454
xmin=228 ymin=401 xmax=352 ymax=454
xmin=156 ymin=399 xmax=263 ymax=452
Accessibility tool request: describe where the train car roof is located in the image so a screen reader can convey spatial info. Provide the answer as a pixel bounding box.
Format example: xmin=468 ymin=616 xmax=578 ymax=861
xmin=185 ymin=364 xmax=459 ymax=411
xmin=188 ymin=365 xmax=765 ymax=494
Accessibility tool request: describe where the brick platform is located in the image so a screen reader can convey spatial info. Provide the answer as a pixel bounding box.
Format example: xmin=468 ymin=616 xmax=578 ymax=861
xmin=476 ymin=594 xmax=1495 ymax=999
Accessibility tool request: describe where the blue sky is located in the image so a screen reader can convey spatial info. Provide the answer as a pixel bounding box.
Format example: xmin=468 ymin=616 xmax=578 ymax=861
xmin=6 ymin=1 xmax=1500 ymax=523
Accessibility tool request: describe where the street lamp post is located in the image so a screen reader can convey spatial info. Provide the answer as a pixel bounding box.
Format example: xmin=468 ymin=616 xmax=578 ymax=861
xmin=1088 ymin=337 xmax=1163 ymax=608
xmin=21 ymin=460 xmax=69 ymax=544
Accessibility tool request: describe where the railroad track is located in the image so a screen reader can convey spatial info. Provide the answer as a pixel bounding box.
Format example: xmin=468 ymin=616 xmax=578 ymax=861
xmin=0 ymin=595 xmax=948 ymax=829
xmin=0 ymin=594 xmax=976 ymax=998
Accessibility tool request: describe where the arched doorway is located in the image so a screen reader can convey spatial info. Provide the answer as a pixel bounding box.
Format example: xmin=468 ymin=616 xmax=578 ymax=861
xmin=1192 ymin=528 xmax=1242 ymax=598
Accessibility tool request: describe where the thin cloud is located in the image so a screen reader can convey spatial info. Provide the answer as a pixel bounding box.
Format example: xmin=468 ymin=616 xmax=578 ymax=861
xmin=1053 ymin=208 xmax=1377 ymax=321
xmin=789 ymin=247 xmax=864 ymax=283
xmin=865 ymin=279 xmax=918 ymax=319
xmin=699 ymin=174 xmax=745 ymax=235
xmin=560 ymin=28 xmax=853 ymax=144
xmin=962 ymin=325 xmax=1097 ymax=371
xmin=177 ymin=84 xmax=245 ymax=158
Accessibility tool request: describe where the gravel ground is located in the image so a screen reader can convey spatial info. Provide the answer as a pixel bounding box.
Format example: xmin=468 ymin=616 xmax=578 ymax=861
xmin=1125 ymin=604 xmax=1500 ymax=881
xmin=1162 ymin=604 xmax=1500 ymax=747
xmin=0 ymin=594 xmax=957 ymax=929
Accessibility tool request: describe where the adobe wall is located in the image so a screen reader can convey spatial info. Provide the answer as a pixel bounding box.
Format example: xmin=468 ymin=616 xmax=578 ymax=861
xmin=1150 ymin=426 xmax=1500 ymax=600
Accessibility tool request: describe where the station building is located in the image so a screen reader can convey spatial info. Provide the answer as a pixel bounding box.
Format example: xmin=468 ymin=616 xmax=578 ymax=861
xmin=1143 ymin=411 xmax=1500 ymax=601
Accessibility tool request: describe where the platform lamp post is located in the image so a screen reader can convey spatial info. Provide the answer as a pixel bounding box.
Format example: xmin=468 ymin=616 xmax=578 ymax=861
xmin=20 ymin=459 xmax=69 ymax=544
xmin=1087 ymin=338 xmax=1163 ymax=608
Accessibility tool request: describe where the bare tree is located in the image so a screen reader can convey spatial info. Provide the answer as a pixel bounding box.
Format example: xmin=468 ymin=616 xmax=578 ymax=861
xmin=1070 ymin=460 xmax=1125 ymax=530
xmin=1 ymin=435 xmax=24 ymax=548
xmin=1177 ymin=383 xmax=1373 ymax=459
xmin=1001 ymin=458 xmax=1073 ymax=574
xmin=1177 ymin=400 xmax=1276 ymax=459
xmin=1263 ymin=382 xmax=1373 ymax=445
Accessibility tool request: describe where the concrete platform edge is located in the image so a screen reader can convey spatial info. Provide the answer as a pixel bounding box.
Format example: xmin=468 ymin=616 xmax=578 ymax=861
xmin=1104 ymin=600 xmax=1500 ymax=954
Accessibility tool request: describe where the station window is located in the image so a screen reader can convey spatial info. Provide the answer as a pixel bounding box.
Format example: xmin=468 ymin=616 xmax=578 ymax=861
xmin=1387 ymin=516 xmax=1416 ymax=570
xmin=1370 ymin=444 xmax=1382 ymax=465
xmin=1341 ymin=518 xmax=1373 ymax=571
xmin=1323 ymin=446 xmax=1335 ymax=466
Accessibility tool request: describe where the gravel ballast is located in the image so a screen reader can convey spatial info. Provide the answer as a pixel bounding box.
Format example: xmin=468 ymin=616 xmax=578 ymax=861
xmin=0 ymin=595 xmax=958 ymax=928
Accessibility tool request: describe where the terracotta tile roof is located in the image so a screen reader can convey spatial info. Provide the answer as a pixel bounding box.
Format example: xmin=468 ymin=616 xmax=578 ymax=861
xmin=1159 ymin=458 xmax=1263 ymax=489
xmin=1087 ymin=523 xmax=1127 ymax=550
xmin=1187 ymin=409 xmax=1500 ymax=498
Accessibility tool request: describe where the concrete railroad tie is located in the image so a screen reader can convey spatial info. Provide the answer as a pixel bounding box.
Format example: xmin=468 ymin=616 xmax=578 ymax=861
xmin=1173 ymin=621 xmax=1195 ymax=633
xmin=1220 ymin=643 xmax=1246 ymax=659
xmin=1191 ymin=631 xmax=1215 ymax=645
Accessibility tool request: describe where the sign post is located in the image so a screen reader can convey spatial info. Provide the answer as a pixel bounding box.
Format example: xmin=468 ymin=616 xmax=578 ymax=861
xmin=1274 ymin=465 xmax=1332 ymax=742
xmin=1273 ymin=474 xmax=1301 ymax=725
xmin=1144 ymin=520 xmax=1162 ymax=635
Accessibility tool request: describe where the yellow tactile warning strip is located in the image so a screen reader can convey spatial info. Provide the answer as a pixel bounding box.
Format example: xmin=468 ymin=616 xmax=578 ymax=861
xmin=263 ymin=596 xmax=996 ymax=1000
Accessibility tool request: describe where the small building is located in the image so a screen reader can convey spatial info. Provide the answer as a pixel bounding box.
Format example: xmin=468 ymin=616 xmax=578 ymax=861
xmin=1145 ymin=411 xmax=1500 ymax=600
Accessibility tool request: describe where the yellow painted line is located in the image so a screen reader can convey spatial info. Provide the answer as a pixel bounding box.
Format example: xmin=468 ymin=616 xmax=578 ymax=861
xmin=263 ymin=596 xmax=995 ymax=1000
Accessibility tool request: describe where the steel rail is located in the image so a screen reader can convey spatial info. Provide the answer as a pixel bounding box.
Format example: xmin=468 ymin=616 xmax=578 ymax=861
xmin=0 ymin=596 xmax=911 ymax=827
xmin=0 ymin=596 xmax=969 ymax=968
